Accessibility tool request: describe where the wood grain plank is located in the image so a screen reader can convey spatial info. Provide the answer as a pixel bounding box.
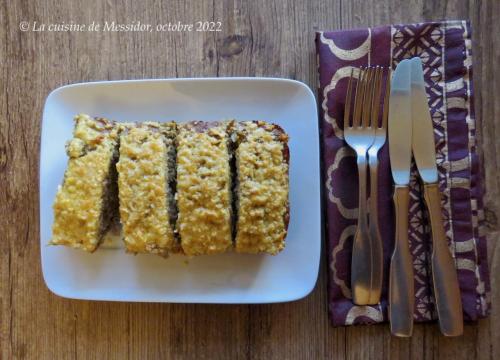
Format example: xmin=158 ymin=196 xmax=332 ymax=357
xmin=0 ymin=0 xmax=11 ymax=357
xmin=2 ymin=0 xmax=76 ymax=358
xmin=470 ymin=0 xmax=500 ymax=358
xmin=244 ymin=0 xmax=343 ymax=359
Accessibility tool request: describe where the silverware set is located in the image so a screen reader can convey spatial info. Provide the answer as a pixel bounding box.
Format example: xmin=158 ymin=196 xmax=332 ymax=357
xmin=344 ymin=58 xmax=463 ymax=337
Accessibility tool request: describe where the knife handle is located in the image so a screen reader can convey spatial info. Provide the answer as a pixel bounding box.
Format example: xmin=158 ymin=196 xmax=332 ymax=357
xmin=423 ymin=182 xmax=463 ymax=337
xmin=389 ymin=185 xmax=414 ymax=337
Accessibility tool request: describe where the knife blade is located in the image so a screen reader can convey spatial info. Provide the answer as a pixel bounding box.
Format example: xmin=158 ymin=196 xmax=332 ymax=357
xmin=389 ymin=60 xmax=412 ymax=186
xmin=411 ymin=58 xmax=438 ymax=183
xmin=410 ymin=57 xmax=464 ymax=337
xmin=388 ymin=59 xmax=414 ymax=337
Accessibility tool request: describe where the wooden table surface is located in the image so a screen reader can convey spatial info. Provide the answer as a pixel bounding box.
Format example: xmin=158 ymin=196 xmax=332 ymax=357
xmin=1 ymin=0 xmax=499 ymax=359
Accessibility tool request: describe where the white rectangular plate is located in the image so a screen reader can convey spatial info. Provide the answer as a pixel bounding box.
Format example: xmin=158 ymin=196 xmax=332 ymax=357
xmin=40 ymin=77 xmax=321 ymax=303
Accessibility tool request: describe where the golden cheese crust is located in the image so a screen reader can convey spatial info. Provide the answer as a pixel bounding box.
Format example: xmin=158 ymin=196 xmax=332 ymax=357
xmin=51 ymin=114 xmax=119 ymax=252
xmin=234 ymin=121 xmax=289 ymax=255
xmin=176 ymin=121 xmax=233 ymax=256
xmin=116 ymin=122 xmax=178 ymax=256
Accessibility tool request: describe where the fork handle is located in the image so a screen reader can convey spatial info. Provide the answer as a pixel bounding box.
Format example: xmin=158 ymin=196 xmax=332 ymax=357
xmin=389 ymin=185 xmax=414 ymax=337
xmin=423 ymin=182 xmax=463 ymax=337
xmin=351 ymin=154 xmax=372 ymax=305
xmin=368 ymin=151 xmax=383 ymax=304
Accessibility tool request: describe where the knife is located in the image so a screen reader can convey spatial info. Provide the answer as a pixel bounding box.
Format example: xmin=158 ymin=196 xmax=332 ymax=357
xmin=410 ymin=57 xmax=464 ymax=337
xmin=388 ymin=59 xmax=415 ymax=337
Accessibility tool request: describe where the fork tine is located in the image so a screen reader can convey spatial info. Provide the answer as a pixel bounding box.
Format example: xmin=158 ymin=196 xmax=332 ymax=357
xmin=371 ymin=67 xmax=383 ymax=129
xmin=381 ymin=68 xmax=391 ymax=130
xmin=352 ymin=68 xmax=364 ymax=127
xmin=362 ymin=67 xmax=373 ymax=127
xmin=344 ymin=68 xmax=354 ymax=129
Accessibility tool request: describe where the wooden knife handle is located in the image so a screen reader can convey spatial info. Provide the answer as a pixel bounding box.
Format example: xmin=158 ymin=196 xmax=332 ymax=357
xmin=423 ymin=182 xmax=463 ymax=337
xmin=389 ymin=185 xmax=414 ymax=337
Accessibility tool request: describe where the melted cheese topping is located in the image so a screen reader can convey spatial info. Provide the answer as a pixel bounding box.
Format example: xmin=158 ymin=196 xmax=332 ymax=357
xmin=51 ymin=114 xmax=118 ymax=252
xmin=235 ymin=122 xmax=289 ymax=255
xmin=116 ymin=122 xmax=177 ymax=256
xmin=176 ymin=122 xmax=232 ymax=256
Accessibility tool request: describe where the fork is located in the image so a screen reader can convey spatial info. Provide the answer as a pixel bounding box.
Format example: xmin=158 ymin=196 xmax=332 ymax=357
xmin=366 ymin=68 xmax=390 ymax=304
xmin=344 ymin=67 xmax=377 ymax=305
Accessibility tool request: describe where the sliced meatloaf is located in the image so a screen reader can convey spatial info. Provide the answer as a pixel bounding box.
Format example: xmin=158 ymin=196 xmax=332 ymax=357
xmin=176 ymin=121 xmax=234 ymax=256
xmin=51 ymin=114 xmax=120 ymax=252
xmin=116 ymin=122 xmax=179 ymax=256
xmin=233 ymin=121 xmax=290 ymax=255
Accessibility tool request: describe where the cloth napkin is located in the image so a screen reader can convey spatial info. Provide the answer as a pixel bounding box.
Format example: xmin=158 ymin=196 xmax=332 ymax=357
xmin=316 ymin=20 xmax=490 ymax=326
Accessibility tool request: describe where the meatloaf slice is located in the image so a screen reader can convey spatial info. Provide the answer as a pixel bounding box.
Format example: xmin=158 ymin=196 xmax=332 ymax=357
xmin=176 ymin=121 xmax=234 ymax=256
xmin=116 ymin=122 xmax=179 ymax=256
xmin=233 ymin=121 xmax=290 ymax=255
xmin=51 ymin=114 xmax=120 ymax=252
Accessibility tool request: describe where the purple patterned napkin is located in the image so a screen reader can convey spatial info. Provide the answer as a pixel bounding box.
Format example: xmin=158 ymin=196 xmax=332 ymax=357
xmin=316 ymin=20 xmax=490 ymax=326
